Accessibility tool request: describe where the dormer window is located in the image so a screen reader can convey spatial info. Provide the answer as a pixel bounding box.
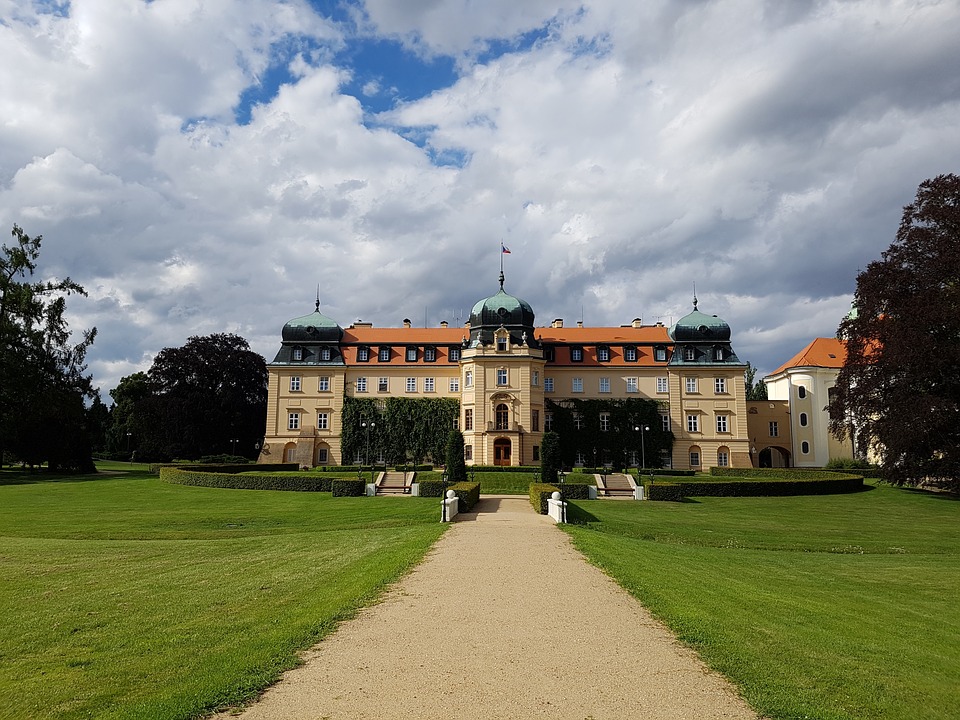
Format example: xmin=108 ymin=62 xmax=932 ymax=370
xmin=406 ymin=347 xmax=418 ymax=362
xmin=357 ymin=347 xmax=369 ymax=362
xmin=424 ymin=347 xmax=437 ymax=362
xmin=320 ymin=347 xmax=332 ymax=361
xmin=497 ymin=337 xmax=508 ymax=351
xmin=624 ymin=346 xmax=638 ymax=362
xmin=379 ymin=347 xmax=390 ymax=362
xmin=449 ymin=347 xmax=461 ymax=361
xmin=494 ymin=328 xmax=510 ymax=352
xmin=570 ymin=347 xmax=584 ymax=362
xmin=714 ymin=347 xmax=724 ymax=361
xmin=655 ymin=347 xmax=667 ymax=362
xmin=544 ymin=346 xmax=556 ymax=362
xmin=684 ymin=347 xmax=696 ymax=361
xmin=292 ymin=347 xmax=303 ymax=361
xmin=597 ymin=346 xmax=610 ymax=362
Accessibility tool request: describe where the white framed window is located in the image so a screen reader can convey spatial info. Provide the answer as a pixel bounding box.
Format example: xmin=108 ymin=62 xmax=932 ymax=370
xmin=715 ymin=377 xmax=727 ymax=394
xmin=358 ymin=347 xmax=369 ymax=361
xmin=406 ymin=377 xmax=417 ymax=392
xmin=292 ymin=347 xmax=303 ymax=361
xmin=717 ymin=450 xmax=729 ymax=467
xmin=449 ymin=377 xmax=460 ymax=392
xmin=290 ymin=376 xmax=301 ymax=392
xmin=356 ymin=377 xmax=367 ymax=393
xmin=626 ymin=377 xmax=638 ymax=393
xmin=572 ymin=377 xmax=583 ymax=393
xmin=317 ymin=447 xmax=328 ymax=463
xmin=532 ymin=370 xmax=540 ymax=386
xmin=714 ymin=347 xmax=724 ymax=360
xmin=319 ymin=376 xmax=330 ymax=392
xmin=497 ymin=368 xmax=508 ymax=386
xmin=655 ymin=347 xmax=667 ymax=362
xmin=544 ymin=377 xmax=554 ymax=392
xmin=801 ymin=441 xmax=810 ymax=454
xmin=464 ymin=444 xmax=473 ymax=461
xmin=449 ymin=347 xmax=460 ymax=361
xmin=687 ymin=414 xmax=699 ymax=432
xmin=452 ymin=417 xmax=459 ymax=430
xmin=317 ymin=412 xmax=329 ymax=430
xmin=769 ymin=421 xmax=779 ymax=437
xmin=424 ymin=347 xmax=436 ymax=362
xmin=661 ymin=414 xmax=670 ymax=432
xmin=716 ymin=415 xmax=729 ymax=433
xmin=465 ymin=370 xmax=473 ymax=387
xmin=599 ymin=377 xmax=610 ymax=393
xmin=690 ymin=451 xmax=700 ymax=467
xmin=657 ymin=377 xmax=668 ymax=393
xmin=378 ymin=377 xmax=389 ymax=392
xmin=600 ymin=413 xmax=611 ymax=431
xmin=496 ymin=337 xmax=508 ymax=351
xmin=321 ymin=348 xmax=331 ymax=361
xmin=406 ymin=347 xmax=418 ymax=362
xmin=574 ymin=413 xmax=583 ymax=430
xmin=464 ymin=408 xmax=473 ymax=431
xmin=624 ymin=347 xmax=638 ymax=362
xmin=685 ymin=377 xmax=698 ymax=393
xmin=598 ymin=347 xmax=610 ymax=361
xmin=288 ymin=413 xmax=300 ymax=430
xmin=424 ymin=377 xmax=435 ymax=393
xmin=799 ymin=412 xmax=808 ymax=427
xmin=545 ymin=411 xmax=553 ymax=432
xmin=570 ymin=347 xmax=583 ymax=362
xmin=685 ymin=347 xmax=695 ymax=361
xmin=379 ymin=347 xmax=390 ymax=362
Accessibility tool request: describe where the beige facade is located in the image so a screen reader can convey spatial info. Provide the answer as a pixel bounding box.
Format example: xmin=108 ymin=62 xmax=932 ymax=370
xmin=259 ymin=286 xmax=752 ymax=471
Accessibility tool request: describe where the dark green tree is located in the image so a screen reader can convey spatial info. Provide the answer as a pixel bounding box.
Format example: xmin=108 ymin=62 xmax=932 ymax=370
xmin=830 ymin=174 xmax=960 ymax=490
xmin=540 ymin=431 xmax=561 ymax=483
xmin=445 ymin=429 xmax=467 ymax=483
xmin=0 ymin=225 xmax=97 ymax=471
xmin=744 ymin=361 xmax=768 ymax=400
xmin=116 ymin=334 xmax=267 ymax=462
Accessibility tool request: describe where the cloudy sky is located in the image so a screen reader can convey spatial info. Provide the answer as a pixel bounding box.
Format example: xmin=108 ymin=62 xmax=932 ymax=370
xmin=3 ymin=0 xmax=958 ymax=399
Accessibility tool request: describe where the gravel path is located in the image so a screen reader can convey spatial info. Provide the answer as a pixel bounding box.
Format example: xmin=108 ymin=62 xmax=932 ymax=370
xmin=214 ymin=496 xmax=759 ymax=719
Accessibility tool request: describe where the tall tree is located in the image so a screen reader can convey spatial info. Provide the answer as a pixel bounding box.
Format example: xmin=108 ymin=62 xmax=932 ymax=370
xmin=744 ymin=362 xmax=768 ymax=400
xmin=0 ymin=225 xmax=96 ymax=471
xmin=444 ymin=429 xmax=467 ymax=483
xmin=118 ymin=334 xmax=267 ymax=462
xmin=830 ymin=174 xmax=960 ymax=489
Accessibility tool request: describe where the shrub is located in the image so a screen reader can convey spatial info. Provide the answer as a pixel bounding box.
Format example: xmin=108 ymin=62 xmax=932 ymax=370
xmin=646 ymin=481 xmax=684 ymax=501
xmin=448 ymin=481 xmax=481 ymax=512
xmin=418 ymin=480 xmax=447 ymax=498
xmin=331 ymin=479 xmax=366 ymax=497
xmin=529 ymin=483 xmax=560 ymax=514
xmin=554 ymin=482 xmax=593 ymax=500
xmin=160 ymin=467 xmax=331 ymax=491
xmin=198 ymin=454 xmax=250 ymax=464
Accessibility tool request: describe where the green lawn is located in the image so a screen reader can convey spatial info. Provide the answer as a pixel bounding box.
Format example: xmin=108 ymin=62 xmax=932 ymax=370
xmin=564 ymin=485 xmax=960 ymax=720
xmin=0 ymin=467 xmax=445 ymax=720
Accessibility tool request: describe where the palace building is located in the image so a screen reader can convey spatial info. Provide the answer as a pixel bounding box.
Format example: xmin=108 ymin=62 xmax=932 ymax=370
xmin=258 ymin=273 xmax=752 ymax=470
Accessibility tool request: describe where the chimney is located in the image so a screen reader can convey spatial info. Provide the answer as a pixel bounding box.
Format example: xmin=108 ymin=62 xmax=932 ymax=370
xmin=552 ymin=318 xmax=564 ymax=328
xmin=440 ymin=321 xmax=448 ymax=328
xmin=632 ymin=317 xmax=642 ymax=328
xmin=352 ymin=321 xmax=373 ymax=328
xmin=577 ymin=321 xmax=584 ymax=328
xmin=403 ymin=318 xmax=411 ymax=328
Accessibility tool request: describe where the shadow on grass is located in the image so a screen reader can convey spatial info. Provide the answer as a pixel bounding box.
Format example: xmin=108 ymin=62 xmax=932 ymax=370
xmin=0 ymin=469 xmax=129 ymax=485
xmin=901 ymin=486 xmax=960 ymax=501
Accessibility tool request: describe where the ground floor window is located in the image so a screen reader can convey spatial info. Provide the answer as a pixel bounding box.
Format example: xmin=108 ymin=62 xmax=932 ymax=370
xmin=533 ymin=445 xmax=540 ymax=462
xmin=717 ymin=449 xmax=729 ymax=467
xmin=317 ymin=447 xmax=328 ymax=464
xmin=689 ymin=450 xmax=700 ymax=468
xmin=464 ymin=445 xmax=473 ymax=461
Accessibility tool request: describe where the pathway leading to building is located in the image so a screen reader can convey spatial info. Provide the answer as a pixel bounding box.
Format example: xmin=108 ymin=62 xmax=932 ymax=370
xmin=214 ymin=496 xmax=760 ymax=719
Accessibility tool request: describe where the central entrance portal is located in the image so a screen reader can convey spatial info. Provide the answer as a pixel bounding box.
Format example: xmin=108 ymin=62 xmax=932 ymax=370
xmin=493 ymin=438 xmax=512 ymax=466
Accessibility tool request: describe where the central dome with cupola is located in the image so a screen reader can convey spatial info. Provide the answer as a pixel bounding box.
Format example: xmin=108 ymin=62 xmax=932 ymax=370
xmin=467 ymin=271 xmax=537 ymax=348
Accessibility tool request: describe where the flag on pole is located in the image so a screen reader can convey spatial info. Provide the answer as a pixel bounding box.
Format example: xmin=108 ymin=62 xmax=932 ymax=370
xmin=501 ymin=243 xmax=511 ymax=254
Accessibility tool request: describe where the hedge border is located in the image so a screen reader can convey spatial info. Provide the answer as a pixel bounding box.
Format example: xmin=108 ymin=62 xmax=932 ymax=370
xmin=331 ymin=478 xmax=366 ymax=497
xmin=644 ymin=469 xmax=865 ymax=500
xmin=160 ymin=467 xmax=331 ymax=492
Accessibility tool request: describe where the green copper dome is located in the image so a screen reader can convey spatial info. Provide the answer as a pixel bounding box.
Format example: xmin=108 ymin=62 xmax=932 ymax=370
xmin=281 ymin=304 xmax=343 ymax=343
xmin=467 ymin=272 xmax=537 ymax=347
xmin=669 ymin=300 xmax=731 ymax=342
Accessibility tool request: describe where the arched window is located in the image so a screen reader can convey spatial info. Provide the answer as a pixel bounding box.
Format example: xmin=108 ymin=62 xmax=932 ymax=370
xmin=799 ymin=412 xmax=808 ymax=427
xmin=495 ymin=403 xmax=509 ymax=430
xmin=798 ymin=385 xmax=807 ymax=399
xmin=801 ymin=441 xmax=810 ymax=454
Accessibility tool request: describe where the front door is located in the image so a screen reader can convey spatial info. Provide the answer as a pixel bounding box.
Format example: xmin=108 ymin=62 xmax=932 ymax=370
xmin=494 ymin=438 xmax=512 ymax=466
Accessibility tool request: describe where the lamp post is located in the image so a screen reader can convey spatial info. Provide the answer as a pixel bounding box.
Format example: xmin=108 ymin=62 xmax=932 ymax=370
xmin=361 ymin=418 xmax=376 ymax=484
xmin=230 ymin=438 xmax=238 ymax=456
xmin=634 ymin=425 xmax=651 ymax=470
xmin=126 ymin=432 xmax=132 ymax=460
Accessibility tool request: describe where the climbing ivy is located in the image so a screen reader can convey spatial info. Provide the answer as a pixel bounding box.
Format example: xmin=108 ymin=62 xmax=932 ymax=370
xmin=341 ymin=396 xmax=459 ymax=466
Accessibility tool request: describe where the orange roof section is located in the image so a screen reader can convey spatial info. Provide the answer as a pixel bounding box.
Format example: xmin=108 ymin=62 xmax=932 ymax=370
xmin=770 ymin=338 xmax=846 ymax=375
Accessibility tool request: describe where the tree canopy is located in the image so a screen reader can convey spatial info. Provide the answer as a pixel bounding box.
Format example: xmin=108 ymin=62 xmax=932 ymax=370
xmin=0 ymin=225 xmax=97 ymax=471
xmin=830 ymin=174 xmax=960 ymax=489
xmin=113 ymin=334 xmax=267 ymax=462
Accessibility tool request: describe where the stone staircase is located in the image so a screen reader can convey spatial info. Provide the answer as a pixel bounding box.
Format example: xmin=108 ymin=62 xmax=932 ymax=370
xmin=598 ymin=473 xmax=635 ymax=498
xmin=376 ymin=471 xmax=411 ymax=495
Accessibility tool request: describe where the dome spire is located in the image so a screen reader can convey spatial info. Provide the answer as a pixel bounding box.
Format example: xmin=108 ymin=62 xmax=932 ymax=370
xmin=693 ymin=283 xmax=698 ymax=310
xmin=499 ymin=269 xmax=505 ymax=290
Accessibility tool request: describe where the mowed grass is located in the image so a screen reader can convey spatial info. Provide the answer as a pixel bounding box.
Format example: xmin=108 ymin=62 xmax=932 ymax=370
xmin=0 ymin=467 xmax=445 ymax=720
xmin=564 ymin=485 xmax=960 ymax=720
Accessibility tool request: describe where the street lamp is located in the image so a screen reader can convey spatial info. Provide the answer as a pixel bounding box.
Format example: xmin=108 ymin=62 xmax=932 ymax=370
xmin=361 ymin=418 xmax=376 ymax=484
xmin=635 ymin=425 xmax=651 ymax=470
xmin=230 ymin=438 xmax=238 ymax=456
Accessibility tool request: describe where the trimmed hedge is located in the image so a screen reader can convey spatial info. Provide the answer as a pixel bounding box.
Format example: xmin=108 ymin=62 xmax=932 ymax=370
xmin=418 ymin=480 xmax=447 ymax=498
xmin=641 ymin=468 xmax=865 ymax=500
xmin=529 ymin=483 xmax=560 ymax=514
xmin=635 ymin=468 xmax=697 ymax=477
xmin=160 ymin=467 xmax=331 ymax=491
xmin=555 ymin=482 xmax=593 ymax=500
xmin=468 ymin=465 xmax=541 ymax=474
xmin=448 ymin=481 xmax=481 ymax=512
xmin=331 ymin=478 xmax=366 ymax=497
xmin=647 ymin=482 xmax=684 ymax=501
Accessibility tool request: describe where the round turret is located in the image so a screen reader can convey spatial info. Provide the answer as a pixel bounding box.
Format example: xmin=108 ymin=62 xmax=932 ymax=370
xmin=669 ymin=299 xmax=731 ymax=342
xmin=281 ymin=304 xmax=343 ymax=343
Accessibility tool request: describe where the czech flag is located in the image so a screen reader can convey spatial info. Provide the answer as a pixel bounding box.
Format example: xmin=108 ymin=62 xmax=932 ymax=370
xmin=501 ymin=243 xmax=511 ymax=254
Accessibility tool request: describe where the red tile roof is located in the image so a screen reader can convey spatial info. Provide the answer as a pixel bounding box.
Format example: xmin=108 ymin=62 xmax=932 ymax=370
xmin=770 ymin=338 xmax=846 ymax=375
